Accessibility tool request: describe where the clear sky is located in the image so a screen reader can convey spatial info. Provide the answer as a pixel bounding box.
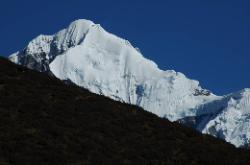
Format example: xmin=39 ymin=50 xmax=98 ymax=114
xmin=0 ymin=0 xmax=249 ymax=95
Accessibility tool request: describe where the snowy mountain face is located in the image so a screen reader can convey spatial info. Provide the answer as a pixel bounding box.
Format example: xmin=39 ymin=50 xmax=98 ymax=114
xmin=9 ymin=19 xmax=250 ymax=148
xmin=201 ymin=89 xmax=250 ymax=148
xmin=179 ymin=89 xmax=250 ymax=147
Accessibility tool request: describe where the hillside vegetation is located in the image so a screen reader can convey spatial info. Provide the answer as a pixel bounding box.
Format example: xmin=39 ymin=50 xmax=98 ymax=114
xmin=0 ymin=57 xmax=250 ymax=165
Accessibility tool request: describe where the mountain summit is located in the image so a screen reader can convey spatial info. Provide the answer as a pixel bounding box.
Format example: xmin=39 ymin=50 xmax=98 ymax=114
xmin=9 ymin=19 xmax=218 ymax=120
xmin=9 ymin=19 xmax=250 ymax=148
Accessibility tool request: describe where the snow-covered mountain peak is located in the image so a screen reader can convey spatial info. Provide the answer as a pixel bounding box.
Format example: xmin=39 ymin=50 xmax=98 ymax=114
xmin=69 ymin=19 xmax=95 ymax=29
xmin=8 ymin=19 xmax=250 ymax=148
xmin=229 ymin=88 xmax=250 ymax=114
xmin=9 ymin=19 xmax=217 ymax=121
xmin=237 ymin=88 xmax=250 ymax=96
xmin=53 ymin=19 xmax=95 ymax=49
xmin=201 ymin=89 xmax=250 ymax=147
xmin=64 ymin=19 xmax=95 ymax=36
xmin=25 ymin=35 xmax=53 ymax=56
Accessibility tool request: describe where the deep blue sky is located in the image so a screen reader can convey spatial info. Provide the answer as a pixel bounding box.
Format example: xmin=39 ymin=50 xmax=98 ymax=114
xmin=0 ymin=0 xmax=249 ymax=95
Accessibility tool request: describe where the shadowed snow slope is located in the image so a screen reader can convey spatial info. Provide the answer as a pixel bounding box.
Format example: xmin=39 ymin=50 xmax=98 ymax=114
xmin=9 ymin=19 xmax=250 ymax=148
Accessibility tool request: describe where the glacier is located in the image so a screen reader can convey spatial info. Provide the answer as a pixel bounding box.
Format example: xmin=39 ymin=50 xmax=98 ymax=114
xmin=8 ymin=19 xmax=250 ymax=148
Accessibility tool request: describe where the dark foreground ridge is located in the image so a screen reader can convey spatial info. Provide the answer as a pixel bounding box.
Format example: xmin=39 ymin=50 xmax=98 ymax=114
xmin=0 ymin=56 xmax=250 ymax=165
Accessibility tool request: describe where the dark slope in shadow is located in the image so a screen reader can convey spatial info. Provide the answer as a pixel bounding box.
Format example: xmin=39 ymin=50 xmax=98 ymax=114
xmin=0 ymin=56 xmax=250 ymax=165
